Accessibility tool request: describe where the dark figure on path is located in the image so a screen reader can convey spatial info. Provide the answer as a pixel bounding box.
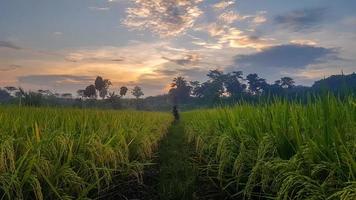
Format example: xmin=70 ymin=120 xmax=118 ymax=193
xmin=172 ymin=105 xmax=180 ymax=121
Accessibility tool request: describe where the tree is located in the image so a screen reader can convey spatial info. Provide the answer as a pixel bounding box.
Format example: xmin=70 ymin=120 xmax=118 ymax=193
xmin=0 ymin=88 xmax=11 ymax=102
xmin=120 ymin=86 xmax=128 ymax=97
xmin=313 ymin=73 xmax=356 ymax=91
xmin=3 ymin=86 xmax=17 ymax=98
xmin=190 ymin=81 xmax=201 ymax=97
xmin=246 ymin=73 xmax=268 ymax=95
xmin=169 ymin=77 xmax=192 ymax=104
xmin=132 ymin=86 xmax=144 ymax=99
xmin=94 ymin=76 xmax=112 ymax=99
xmin=225 ymin=71 xmax=246 ymax=98
xmin=99 ymin=88 xmax=108 ymax=99
xmin=203 ymin=69 xmax=226 ymax=99
xmin=37 ymin=89 xmax=53 ymax=97
xmin=84 ymin=85 xmax=96 ymax=98
xmin=280 ymin=77 xmax=295 ymax=89
xmin=108 ymin=92 xmax=121 ymax=109
xmin=77 ymin=89 xmax=85 ymax=98
xmin=15 ymin=88 xmax=43 ymax=106
xmin=61 ymin=93 xmax=73 ymax=99
xmin=274 ymin=80 xmax=282 ymax=87
xmin=4 ymin=86 xmax=17 ymax=92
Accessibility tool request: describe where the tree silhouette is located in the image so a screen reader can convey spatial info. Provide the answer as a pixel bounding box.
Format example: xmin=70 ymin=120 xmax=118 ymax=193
xmin=225 ymin=71 xmax=246 ymax=98
xmin=132 ymin=86 xmax=144 ymax=99
xmin=84 ymin=85 xmax=96 ymax=98
xmin=120 ymin=86 xmax=128 ymax=97
xmin=77 ymin=89 xmax=85 ymax=98
xmin=280 ymin=77 xmax=295 ymax=89
xmin=0 ymin=88 xmax=11 ymax=101
xmin=169 ymin=77 xmax=191 ymax=104
xmin=246 ymin=73 xmax=268 ymax=95
xmin=61 ymin=93 xmax=72 ymax=99
xmin=4 ymin=86 xmax=17 ymax=92
xmin=202 ymin=69 xmax=226 ymax=99
xmin=94 ymin=76 xmax=112 ymax=99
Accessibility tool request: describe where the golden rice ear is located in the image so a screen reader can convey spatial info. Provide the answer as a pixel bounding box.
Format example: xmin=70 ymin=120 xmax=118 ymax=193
xmin=0 ymin=106 xmax=173 ymax=199
xmin=180 ymin=95 xmax=355 ymax=199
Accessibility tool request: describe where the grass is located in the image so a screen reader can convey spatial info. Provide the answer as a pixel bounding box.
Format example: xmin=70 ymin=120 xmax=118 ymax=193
xmin=0 ymin=106 xmax=173 ymax=199
xmin=157 ymin=122 xmax=198 ymax=200
xmin=182 ymin=95 xmax=356 ymax=199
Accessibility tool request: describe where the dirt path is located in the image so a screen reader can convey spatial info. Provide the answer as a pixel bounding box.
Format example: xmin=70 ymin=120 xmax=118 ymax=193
xmin=157 ymin=122 xmax=198 ymax=200
xmin=97 ymin=122 xmax=224 ymax=200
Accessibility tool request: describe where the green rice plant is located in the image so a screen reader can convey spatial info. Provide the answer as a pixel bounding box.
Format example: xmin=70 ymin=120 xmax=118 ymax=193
xmin=183 ymin=95 xmax=356 ymax=199
xmin=0 ymin=106 xmax=173 ymax=199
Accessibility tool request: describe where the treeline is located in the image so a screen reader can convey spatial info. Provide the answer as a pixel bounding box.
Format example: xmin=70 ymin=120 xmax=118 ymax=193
xmin=1 ymin=71 xmax=355 ymax=110
xmin=0 ymin=76 xmax=148 ymax=109
xmin=169 ymin=70 xmax=356 ymax=107
xmin=76 ymin=76 xmax=144 ymax=100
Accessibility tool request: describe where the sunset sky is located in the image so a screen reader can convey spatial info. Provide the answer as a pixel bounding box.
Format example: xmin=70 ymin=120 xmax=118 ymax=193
xmin=1 ymin=0 xmax=356 ymax=96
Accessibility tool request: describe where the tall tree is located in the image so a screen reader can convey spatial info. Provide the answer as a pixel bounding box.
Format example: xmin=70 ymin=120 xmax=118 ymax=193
xmin=169 ymin=77 xmax=192 ymax=104
xmin=84 ymin=85 xmax=97 ymax=98
xmin=0 ymin=88 xmax=11 ymax=101
xmin=94 ymin=76 xmax=112 ymax=99
xmin=204 ymin=69 xmax=226 ymax=99
xmin=280 ymin=77 xmax=295 ymax=89
xmin=120 ymin=86 xmax=128 ymax=97
xmin=246 ymin=73 xmax=268 ymax=95
xmin=190 ymin=81 xmax=203 ymax=97
xmin=132 ymin=86 xmax=144 ymax=99
xmin=225 ymin=71 xmax=246 ymax=98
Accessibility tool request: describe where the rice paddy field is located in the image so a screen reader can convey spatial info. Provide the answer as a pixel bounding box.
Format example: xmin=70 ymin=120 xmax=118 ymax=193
xmin=1 ymin=95 xmax=355 ymax=200
xmin=0 ymin=107 xmax=173 ymax=199
xmin=183 ymin=95 xmax=356 ymax=199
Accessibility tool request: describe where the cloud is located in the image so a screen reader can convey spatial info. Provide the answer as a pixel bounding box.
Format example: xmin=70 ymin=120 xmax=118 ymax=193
xmin=290 ymin=39 xmax=317 ymax=45
xmin=53 ymin=32 xmax=63 ymax=36
xmin=64 ymin=42 xmax=168 ymax=67
xmin=212 ymin=0 xmax=235 ymax=10
xmin=219 ymin=29 xmax=272 ymax=49
xmin=253 ymin=15 xmax=267 ymax=25
xmin=89 ymin=6 xmax=110 ymax=11
xmin=0 ymin=41 xmax=22 ymax=50
xmin=154 ymin=67 xmax=207 ymax=78
xmin=196 ymin=24 xmax=272 ymax=49
xmin=192 ymin=40 xmax=223 ymax=49
xmin=0 ymin=65 xmax=22 ymax=72
xmin=65 ymin=48 xmax=127 ymax=63
xmin=234 ymin=44 xmax=338 ymax=69
xmin=217 ymin=10 xmax=267 ymax=25
xmin=18 ymin=75 xmax=95 ymax=87
xmin=194 ymin=7 xmax=270 ymax=50
xmin=162 ymin=53 xmax=201 ymax=66
xmin=218 ymin=11 xmax=249 ymax=24
xmin=123 ymin=0 xmax=203 ymax=37
xmin=274 ymin=8 xmax=326 ymax=31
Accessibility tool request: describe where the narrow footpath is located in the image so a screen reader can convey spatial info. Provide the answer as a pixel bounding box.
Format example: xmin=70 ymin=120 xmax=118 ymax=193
xmin=157 ymin=122 xmax=198 ymax=200
xmin=97 ymin=122 xmax=224 ymax=200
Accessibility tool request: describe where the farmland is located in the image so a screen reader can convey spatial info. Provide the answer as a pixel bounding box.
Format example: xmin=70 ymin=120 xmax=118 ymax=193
xmin=0 ymin=95 xmax=355 ymax=200
xmin=0 ymin=106 xmax=173 ymax=199
xmin=183 ymin=95 xmax=356 ymax=199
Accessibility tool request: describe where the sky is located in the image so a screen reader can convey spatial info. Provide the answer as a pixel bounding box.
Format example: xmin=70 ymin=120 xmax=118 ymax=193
xmin=1 ymin=0 xmax=356 ymax=96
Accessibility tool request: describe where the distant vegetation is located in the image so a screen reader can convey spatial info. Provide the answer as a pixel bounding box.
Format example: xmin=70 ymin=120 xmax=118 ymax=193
xmin=0 ymin=71 xmax=355 ymax=111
